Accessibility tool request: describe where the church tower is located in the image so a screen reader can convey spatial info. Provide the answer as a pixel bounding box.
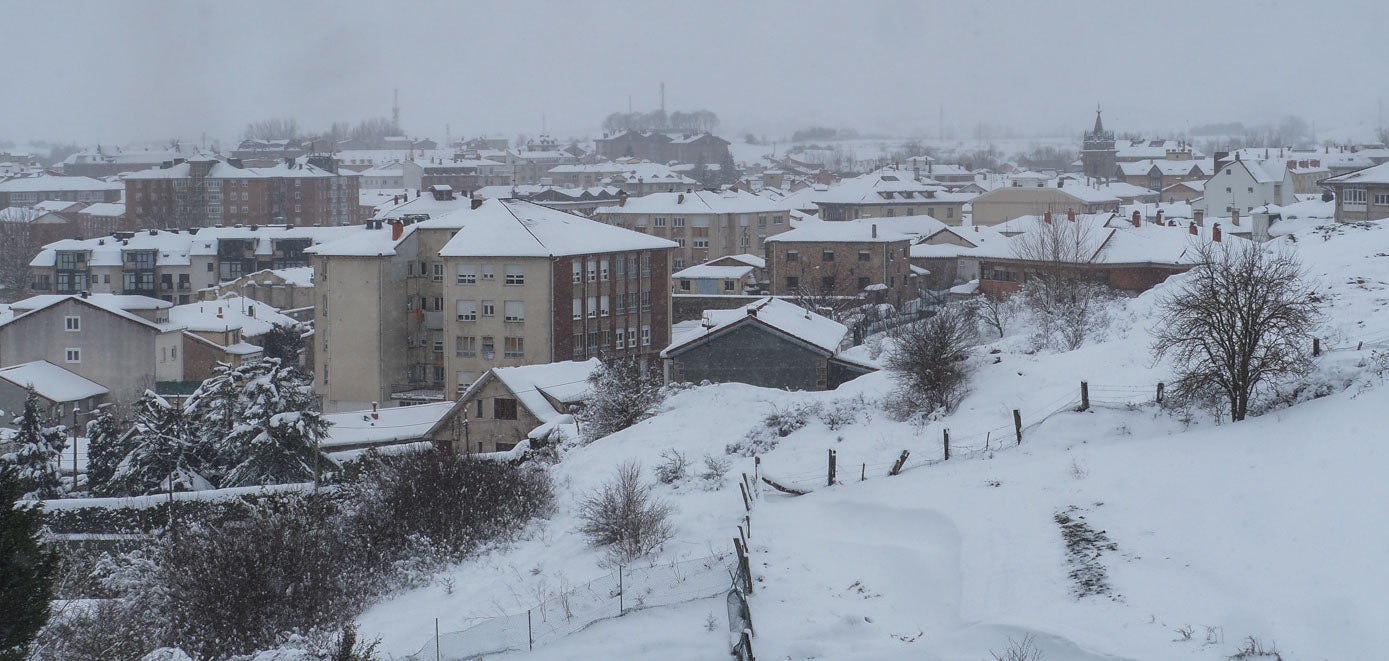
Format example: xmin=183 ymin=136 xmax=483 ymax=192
xmin=1081 ymin=107 xmax=1116 ymax=181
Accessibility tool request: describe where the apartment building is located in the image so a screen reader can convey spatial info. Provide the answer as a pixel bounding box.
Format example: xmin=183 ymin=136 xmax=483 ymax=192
xmin=545 ymin=161 xmax=697 ymax=194
xmin=969 ymin=175 xmax=1121 ymax=226
xmin=28 ymin=224 xmax=365 ymax=303
xmin=764 ymin=217 xmax=940 ymax=308
xmin=124 ymin=154 xmax=360 ymax=229
xmin=309 ymin=198 xmax=676 ymax=412
xmin=400 ymin=157 xmax=511 ymax=194
xmin=811 ymin=169 xmax=973 ymax=224
xmin=594 ymin=190 xmax=795 ymax=271
xmin=0 ymin=175 xmax=123 ymax=208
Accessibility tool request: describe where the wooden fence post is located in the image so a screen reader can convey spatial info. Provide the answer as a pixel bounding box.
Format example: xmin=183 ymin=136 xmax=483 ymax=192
xmin=942 ymin=428 xmax=950 ymax=460
xmin=1156 ymin=382 xmax=1165 ymax=404
xmin=745 ymin=514 xmax=751 ymax=539
xmin=827 ymin=449 xmax=837 ymax=487
xmin=739 ymin=482 xmax=752 ymax=512
xmin=860 ymin=463 xmax=866 ymax=481
xmin=1013 ymin=409 xmax=1022 ymax=445
xmin=435 ymin=617 xmax=441 ymax=661
xmin=1079 ymin=381 xmax=1089 ymax=411
xmin=618 ymin=565 xmax=625 ymax=615
xmin=889 ymin=450 xmax=910 ymax=476
xmin=527 ymin=609 xmax=534 ymax=650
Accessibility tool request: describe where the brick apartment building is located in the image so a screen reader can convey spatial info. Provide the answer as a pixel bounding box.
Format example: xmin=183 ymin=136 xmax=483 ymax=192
xmin=764 ymin=217 xmax=940 ymax=308
xmin=124 ymin=154 xmax=360 ymax=229
xmin=595 ymin=190 xmax=795 ymax=271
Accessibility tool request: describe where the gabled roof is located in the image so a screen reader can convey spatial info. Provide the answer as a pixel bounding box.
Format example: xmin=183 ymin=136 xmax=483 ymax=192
xmin=1 ymin=294 xmax=178 ymax=332
xmin=322 ymin=401 xmax=456 ymax=450
xmin=434 ymin=199 xmax=677 ymax=258
xmin=455 ymin=358 xmax=601 ymax=426
xmin=595 ymin=189 xmax=792 ymax=216
xmin=764 ymin=215 xmax=945 ymax=243
xmin=0 ymin=361 xmax=108 ymax=402
xmin=662 ymin=297 xmax=847 ymax=358
xmin=1322 ymin=161 xmax=1389 ymax=186
xmin=0 ymin=174 xmax=122 ymax=193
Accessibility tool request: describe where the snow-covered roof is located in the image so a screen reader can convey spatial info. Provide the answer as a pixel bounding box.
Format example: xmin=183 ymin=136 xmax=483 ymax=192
xmin=434 ymin=199 xmax=677 ymax=258
xmin=1323 ymin=160 xmax=1389 ymax=185
xmin=169 ymin=296 xmax=297 ymax=337
xmin=321 ymin=401 xmax=455 ymax=449
xmin=722 ymin=253 xmax=766 ymax=269
xmin=662 ymin=297 xmax=847 ymax=357
xmin=673 ymin=264 xmax=754 ymax=280
xmin=595 ymin=189 xmax=792 ymax=216
xmin=909 ymin=224 xmax=1010 ymax=258
xmin=0 ymin=361 xmax=109 ymax=402
xmin=77 ymin=202 xmax=126 ymax=218
xmin=765 ymin=215 xmax=945 ymax=243
xmin=0 ymin=174 xmax=122 ymax=193
xmin=454 ymin=358 xmax=600 ymax=427
xmin=1095 ymin=182 xmax=1158 ymax=199
xmin=808 ymin=169 xmax=966 ymax=206
xmin=30 ymin=225 xmax=367 ymax=268
xmin=31 ymin=200 xmax=83 ymax=213
xmin=972 ymin=213 xmax=1252 ymax=265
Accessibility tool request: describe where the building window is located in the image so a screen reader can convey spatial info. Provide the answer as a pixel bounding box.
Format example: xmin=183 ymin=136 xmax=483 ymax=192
xmin=573 ymin=333 xmax=585 ymax=358
xmin=504 ymin=264 xmax=524 ymax=285
xmin=572 ymin=261 xmax=582 ymax=283
xmin=600 ymin=295 xmax=610 ymax=316
xmin=675 ymin=238 xmax=686 ymax=247
xmin=456 ymin=335 xmax=476 ymax=357
xmin=672 ymin=217 xmax=685 ymax=228
xmin=786 ymin=276 xmax=799 ymax=289
xmin=433 ymin=340 xmax=444 ymax=353
xmin=724 ymin=280 xmax=736 ymax=292
xmin=1345 ymin=188 xmax=1368 ymax=206
xmin=480 ymin=264 xmax=495 ymax=281
xmin=640 ymin=253 xmax=651 ymax=277
xmin=821 ymin=276 xmax=835 ymax=290
xmin=481 ymin=336 xmax=495 ymax=360
xmin=432 ymin=263 xmax=444 ymax=281
xmin=587 ymin=259 xmax=597 ymax=282
xmin=822 ymin=250 xmax=834 ymax=262
xmin=641 ymin=325 xmax=651 ymax=346
xmin=600 ymin=259 xmax=610 ymax=280
xmin=482 ymin=300 xmax=495 ymax=317
xmin=504 ymin=300 xmax=524 ymax=322
xmin=693 ymin=238 xmax=709 ymax=248
xmin=640 ymin=291 xmax=651 ymax=311
xmin=494 ymin=397 xmax=518 ymax=420
xmin=654 ymin=216 xmax=667 ymax=227
xmin=1375 ymin=193 xmax=1389 ymax=206
xmin=456 ymin=300 xmax=477 ymax=321
xmin=64 ymin=316 xmax=80 ymax=331
xmin=679 ymin=279 xmax=691 ymax=291
xmin=572 ymin=298 xmax=582 ymax=320
xmin=786 ymin=250 xmax=799 ymax=262
xmin=65 ymin=348 xmax=81 ymax=363
xmin=615 ymin=256 xmax=626 ymax=278
xmin=615 ymin=328 xmax=626 ymax=349
xmin=774 ymin=215 xmax=784 ymax=225
xmin=858 ymin=250 xmax=871 ymax=262
xmin=504 ymin=336 xmax=525 ymax=358
xmin=457 ymin=263 xmax=476 ymax=284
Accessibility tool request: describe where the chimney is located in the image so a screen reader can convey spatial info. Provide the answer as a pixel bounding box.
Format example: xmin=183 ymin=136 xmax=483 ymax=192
xmin=80 ymin=290 xmax=90 ymax=299
xmin=248 ymin=305 xmax=256 ymax=318
xmin=1193 ymin=208 xmax=1205 ymax=226
xmin=1231 ymin=208 xmax=1240 ymax=227
xmin=471 ymin=197 xmax=483 ymax=210
xmin=371 ymin=401 xmax=379 ymax=420
xmin=1188 ymin=222 xmax=1198 ymax=236
xmin=1043 ymin=211 xmax=1052 ymax=224
xmin=1067 ymin=209 xmax=1076 ymax=222
xmin=1131 ymin=210 xmax=1141 ymax=228
xmin=1156 ymin=209 xmax=1164 ymax=226
xmin=1235 ymin=152 xmax=1241 ymax=161
xmin=390 ymin=220 xmax=403 ymax=241
xmin=1288 ymin=160 xmax=1297 ymax=171
xmin=1212 ymin=223 xmax=1222 ymax=243
xmin=677 ymin=193 xmax=685 ymax=204
xmin=872 ymin=223 xmax=878 ymax=238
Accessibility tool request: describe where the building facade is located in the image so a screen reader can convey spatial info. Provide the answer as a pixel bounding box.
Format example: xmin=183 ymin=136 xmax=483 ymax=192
xmin=595 ymin=190 xmax=795 ymax=271
xmin=125 ymin=156 xmax=360 ymax=229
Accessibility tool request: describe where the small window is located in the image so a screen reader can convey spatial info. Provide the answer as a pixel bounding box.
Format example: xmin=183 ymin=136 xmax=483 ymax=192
xmin=504 ymin=336 xmax=525 ymax=358
xmin=641 ymin=325 xmax=651 ymax=346
xmin=433 ymin=340 xmax=444 ymax=353
xmin=724 ymin=280 xmax=736 ymax=292
xmin=786 ymin=250 xmax=799 ymax=262
xmin=572 ymin=261 xmax=582 ymax=284
xmin=431 ymin=263 xmax=443 ymax=282
xmin=679 ymin=279 xmax=691 ymax=291
xmin=504 ymin=300 xmax=524 ymax=322
xmin=822 ymin=250 xmax=835 ymax=262
xmin=858 ymin=250 xmax=871 ymax=262
xmin=480 ymin=264 xmax=495 ymax=281
xmin=494 ymin=397 xmax=517 ymax=420
xmin=786 ymin=276 xmax=799 ymax=289
xmin=456 ymin=335 xmax=477 ymax=357
xmin=672 ymin=217 xmax=685 ymax=228
xmin=456 ymin=300 xmax=478 ymax=321
xmin=615 ymin=328 xmax=626 ymax=349
xmin=65 ymin=348 xmax=81 ymax=363
xmin=504 ymin=264 xmax=524 ymax=285
xmin=481 ymin=336 xmax=495 ymax=360
xmin=64 ymin=316 xmax=80 ymax=331
xmin=481 ymin=300 xmax=495 ymax=317
xmin=456 ymin=263 xmax=477 ymax=284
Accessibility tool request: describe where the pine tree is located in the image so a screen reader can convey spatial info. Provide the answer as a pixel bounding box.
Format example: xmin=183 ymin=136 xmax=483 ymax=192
xmin=108 ymin=391 xmax=210 ymax=496
xmin=0 ymin=386 xmax=65 ymax=500
xmin=85 ymin=406 xmax=134 ymax=496
xmin=182 ymin=362 xmax=245 ymax=483
xmin=0 ymin=465 xmax=59 ymax=659
xmin=260 ymin=323 xmax=306 ymax=372
xmin=221 ymin=359 xmax=331 ymax=487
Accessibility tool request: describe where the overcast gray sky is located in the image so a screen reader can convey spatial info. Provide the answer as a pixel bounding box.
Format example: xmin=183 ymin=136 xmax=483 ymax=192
xmin=4 ymin=0 xmax=1387 ymax=146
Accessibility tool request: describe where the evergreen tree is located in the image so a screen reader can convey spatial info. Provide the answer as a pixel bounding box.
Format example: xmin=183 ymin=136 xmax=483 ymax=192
xmin=0 ymin=465 xmax=59 ymax=659
xmin=85 ymin=405 xmax=134 ymax=496
xmin=579 ymin=357 xmax=665 ymax=444
xmin=260 ymin=323 xmax=305 ymax=371
xmin=182 ymin=362 xmax=245 ymax=483
xmin=221 ymin=359 xmax=331 ymax=487
xmin=0 ymin=386 xmax=65 ymax=500
xmin=108 ymin=391 xmax=210 ymax=496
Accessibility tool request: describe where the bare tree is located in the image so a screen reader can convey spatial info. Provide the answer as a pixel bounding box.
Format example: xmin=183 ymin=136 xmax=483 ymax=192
xmin=884 ymin=305 xmax=976 ymax=420
xmin=0 ymin=208 xmax=41 ymax=301
xmin=1152 ymin=242 xmax=1320 ymax=422
xmin=577 ymin=462 xmax=674 ymax=564
xmin=967 ymin=294 xmax=1019 ymax=339
xmin=1011 ymin=216 xmax=1116 ymax=350
xmin=242 ymin=117 xmax=301 ymax=141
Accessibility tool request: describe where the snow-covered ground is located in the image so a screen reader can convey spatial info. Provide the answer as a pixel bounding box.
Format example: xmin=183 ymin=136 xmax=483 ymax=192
xmin=358 ymin=220 xmax=1389 ymax=660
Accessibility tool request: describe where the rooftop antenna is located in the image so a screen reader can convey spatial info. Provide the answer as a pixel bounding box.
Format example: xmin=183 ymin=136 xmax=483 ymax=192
xmin=660 ymin=82 xmax=666 ymax=116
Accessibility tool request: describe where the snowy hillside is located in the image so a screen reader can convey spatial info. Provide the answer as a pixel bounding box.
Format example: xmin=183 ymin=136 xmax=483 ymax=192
xmin=358 ymin=220 xmax=1389 ymax=660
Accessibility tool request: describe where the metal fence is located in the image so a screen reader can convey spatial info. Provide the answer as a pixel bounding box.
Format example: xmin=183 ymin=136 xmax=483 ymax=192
xmin=410 ymin=553 xmax=735 ymax=660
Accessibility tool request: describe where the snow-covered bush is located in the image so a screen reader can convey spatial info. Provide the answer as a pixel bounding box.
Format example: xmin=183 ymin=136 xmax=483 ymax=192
xmin=698 ymin=452 xmax=731 ymax=490
xmin=654 ymin=448 xmax=690 ymax=485
xmin=0 ymin=385 xmax=67 ymax=499
xmin=884 ymin=306 xmax=975 ymax=421
xmin=577 ymin=462 xmax=674 ymax=564
xmin=578 ymin=357 xmax=666 ymax=444
xmin=726 ymin=401 xmax=822 ymax=457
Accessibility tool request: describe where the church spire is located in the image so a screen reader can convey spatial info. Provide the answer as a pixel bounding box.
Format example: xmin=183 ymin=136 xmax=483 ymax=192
xmin=1093 ymin=105 xmax=1105 ymax=134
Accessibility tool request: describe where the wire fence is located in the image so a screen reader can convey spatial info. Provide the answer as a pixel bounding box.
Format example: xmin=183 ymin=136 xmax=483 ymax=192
xmin=760 ymin=381 xmax=1162 ymax=495
xmin=409 ymin=552 xmax=737 ymax=660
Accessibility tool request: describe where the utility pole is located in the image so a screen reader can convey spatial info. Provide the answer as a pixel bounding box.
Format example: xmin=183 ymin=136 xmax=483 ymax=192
xmin=660 ymin=82 xmax=665 ymax=116
xmin=70 ymin=406 xmax=80 ymax=492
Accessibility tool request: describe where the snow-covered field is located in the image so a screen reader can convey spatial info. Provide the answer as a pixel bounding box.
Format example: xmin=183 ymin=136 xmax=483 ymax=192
xmin=359 ymin=220 xmax=1389 ymax=660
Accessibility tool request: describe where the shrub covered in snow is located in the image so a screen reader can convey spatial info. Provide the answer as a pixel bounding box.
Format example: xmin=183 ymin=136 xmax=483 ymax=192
xmin=577 ymin=461 xmax=674 ymax=564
